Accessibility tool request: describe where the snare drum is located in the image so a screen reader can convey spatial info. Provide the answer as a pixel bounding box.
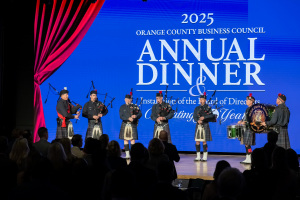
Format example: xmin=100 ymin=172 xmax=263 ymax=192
xmin=227 ymin=125 xmax=245 ymax=140
xmin=236 ymin=125 xmax=245 ymax=142
xmin=227 ymin=125 xmax=237 ymax=139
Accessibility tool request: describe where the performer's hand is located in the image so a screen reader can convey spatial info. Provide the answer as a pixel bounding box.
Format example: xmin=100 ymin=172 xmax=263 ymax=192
xmin=129 ymin=117 xmax=133 ymax=122
xmin=156 ymin=118 xmax=161 ymax=123
xmin=261 ymin=122 xmax=266 ymax=126
xmin=74 ymin=115 xmax=79 ymax=119
xmin=132 ymin=115 xmax=137 ymax=118
xmin=76 ymin=111 xmax=80 ymax=115
xmin=93 ymin=115 xmax=99 ymax=120
xmin=200 ymin=117 xmax=205 ymax=121
xmin=198 ymin=120 xmax=203 ymax=124
xmin=98 ymin=114 xmax=103 ymax=117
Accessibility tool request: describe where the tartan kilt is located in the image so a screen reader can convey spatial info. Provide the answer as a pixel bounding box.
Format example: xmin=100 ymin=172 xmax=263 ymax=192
xmin=276 ymin=127 xmax=290 ymax=149
xmin=243 ymin=129 xmax=256 ymax=146
xmin=153 ymin=123 xmax=172 ymax=143
xmin=56 ymin=121 xmax=74 ymax=139
xmin=119 ymin=122 xmax=138 ymax=140
xmin=194 ymin=122 xmax=212 ymax=141
xmin=56 ymin=127 xmax=68 ymax=139
xmin=86 ymin=121 xmax=103 ymax=139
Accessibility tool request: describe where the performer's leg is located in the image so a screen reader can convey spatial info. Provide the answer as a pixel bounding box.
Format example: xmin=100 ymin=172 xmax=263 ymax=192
xmin=124 ymin=141 xmax=130 ymax=159
xmin=194 ymin=141 xmax=201 ymax=161
xmin=241 ymin=145 xmax=252 ymax=164
xmin=202 ymin=142 xmax=208 ymax=161
xmin=130 ymin=140 xmax=135 ymax=145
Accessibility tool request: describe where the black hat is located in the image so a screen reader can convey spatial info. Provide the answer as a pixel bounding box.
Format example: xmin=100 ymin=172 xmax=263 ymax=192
xmin=90 ymin=90 xmax=97 ymax=95
xmin=278 ymin=93 xmax=286 ymax=102
xmin=247 ymin=93 xmax=255 ymax=101
xmin=156 ymin=91 xmax=163 ymax=97
xmin=59 ymin=87 xmax=69 ymax=96
xmin=125 ymin=92 xmax=132 ymax=99
xmin=200 ymin=92 xmax=207 ymax=99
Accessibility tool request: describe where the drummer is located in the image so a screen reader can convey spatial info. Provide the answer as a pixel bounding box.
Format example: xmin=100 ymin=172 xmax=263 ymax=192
xmin=261 ymin=93 xmax=290 ymax=149
xmin=237 ymin=93 xmax=256 ymax=164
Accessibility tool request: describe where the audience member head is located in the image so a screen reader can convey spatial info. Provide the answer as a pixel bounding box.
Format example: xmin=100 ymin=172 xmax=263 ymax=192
xmin=217 ymin=168 xmax=245 ymax=199
xmin=37 ymin=127 xmax=48 ymax=140
xmin=71 ymin=134 xmax=83 ymax=148
xmin=267 ymin=131 xmax=278 ymax=144
xmin=272 ymin=146 xmax=288 ymax=170
xmin=47 ymin=142 xmax=67 ymax=170
xmin=11 ymin=128 xmax=23 ymax=139
xmin=9 ymin=138 xmax=30 ymax=166
xmin=60 ymin=138 xmax=72 ymax=158
xmin=157 ymin=160 xmax=174 ymax=182
xmin=83 ymin=137 xmax=98 ymax=154
xmin=130 ymin=143 xmax=149 ymax=163
xmin=107 ymin=140 xmax=121 ymax=157
xmin=213 ymin=160 xmax=231 ymax=180
xmin=148 ymin=138 xmax=165 ymax=156
xmin=251 ymin=148 xmax=267 ymax=169
xmin=99 ymin=134 xmax=109 ymax=149
xmin=51 ymin=138 xmax=61 ymax=144
xmin=286 ymin=148 xmax=299 ymax=172
xmin=0 ymin=136 xmax=8 ymax=154
xmin=158 ymin=130 xmax=168 ymax=142
xmin=84 ymin=138 xmax=106 ymax=166
xmin=23 ymin=129 xmax=33 ymax=143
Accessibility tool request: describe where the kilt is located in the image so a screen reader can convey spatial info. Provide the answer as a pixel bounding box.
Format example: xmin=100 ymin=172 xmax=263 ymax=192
xmin=56 ymin=120 xmax=74 ymax=139
xmin=86 ymin=120 xmax=103 ymax=139
xmin=153 ymin=123 xmax=172 ymax=143
xmin=119 ymin=122 xmax=138 ymax=140
xmin=242 ymin=129 xmax=256 ymax=146
xmin=276 ymin=126 xmax=290 ymax=149
xmin=194 ymin=122 xmax=212 ymax=142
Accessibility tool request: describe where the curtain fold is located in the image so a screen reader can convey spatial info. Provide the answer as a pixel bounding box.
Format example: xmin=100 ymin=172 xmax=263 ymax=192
xmin=34 ymin=0 xmax=105 ymax=142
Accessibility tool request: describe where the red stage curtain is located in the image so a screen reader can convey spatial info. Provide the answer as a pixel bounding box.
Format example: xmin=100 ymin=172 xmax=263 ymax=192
xmin=34 ymin=0 xmax=105 ymax=142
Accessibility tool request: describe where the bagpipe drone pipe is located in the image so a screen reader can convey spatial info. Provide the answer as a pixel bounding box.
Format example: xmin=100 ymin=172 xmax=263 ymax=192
xmin=86 ymin=81 xmax=115 ymax=113
xmin=197 ymin=90 xmax=221 ymax=123
xmin=44 ymin=83 xmax=82 ymax=122
xmin=157 ymin=86 xmax=179 ymax=118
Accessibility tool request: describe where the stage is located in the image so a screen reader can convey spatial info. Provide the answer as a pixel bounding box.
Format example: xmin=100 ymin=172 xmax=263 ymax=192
xmin=174 ymin=154 xmax=250 ymax=180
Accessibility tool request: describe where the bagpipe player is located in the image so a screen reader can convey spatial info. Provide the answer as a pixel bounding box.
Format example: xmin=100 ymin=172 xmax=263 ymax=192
xmin=56 ymin=87 xmax=81 ymax=139
xmin=82 ymin=89 xmax=108 ymax=140
xmin=151 ymin=91 xmax=175 ymax=143
xmin=119 ymin=92 xmax=142 ymax=159
xmin=193 ymin=92 xmax=215 ymax=162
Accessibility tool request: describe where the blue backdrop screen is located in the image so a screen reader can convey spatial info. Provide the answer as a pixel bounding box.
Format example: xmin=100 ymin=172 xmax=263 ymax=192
xmin=41 ymin=0 xmax=300 ymax=153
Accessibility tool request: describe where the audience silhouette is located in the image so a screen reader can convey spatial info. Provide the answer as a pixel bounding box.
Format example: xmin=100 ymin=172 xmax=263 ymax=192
xmin=1 ymin=128 xmax=299 ymax=200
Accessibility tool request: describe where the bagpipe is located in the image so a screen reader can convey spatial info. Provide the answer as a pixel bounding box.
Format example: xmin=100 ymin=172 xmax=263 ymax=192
xmin=157 ymin=85 xmax=179 ymax=117
xmin=44 ymin=83 xmax=82 ymax=123
xmin=197 ymin=90 xmax=221 ymax=123
xmin=127 ymin=88 xmax=143 ymax=124
xmin=130 ymin=88 xmax=143 ymax=116
xmin=86 ymin=81 xmax=115 ymax=114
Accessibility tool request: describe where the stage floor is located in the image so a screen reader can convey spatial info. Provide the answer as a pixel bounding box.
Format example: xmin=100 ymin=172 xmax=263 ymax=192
xmin=124 ymin=153 xmax=251 ymax=180
xmin=174 ymin=154 xmax=250 ymax=180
